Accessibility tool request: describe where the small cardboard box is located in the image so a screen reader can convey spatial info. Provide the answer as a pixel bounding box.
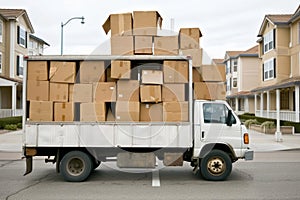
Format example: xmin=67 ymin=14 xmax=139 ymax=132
xmin=194 ymin=82 xmax=226 ymax=100
xmin=154 ymin=36 xmax=179 ymax=55
xmin=102 ymin=13 xmax=133 ymax=36
xmin=117 ymin=80 xmax=139 ymax=101
xmin=193 ymin=68 xmax=203 ymax=82
xmin=49 ymin=83 xmax=69 ymax=102
xmin=163 ymin=60 xmax=188 ymax=83
xmin=140 ymin=103 xmax=163 ymax=122
xmin=111 ymin=60 xmax=131 ymax=79
xmin=116 ymin=101 xmax=140 ymax=122
xmin=80 ymin=61 xmax=105 ymax=83
xmin=134 ymin=36 xmax=153 ymax=55
xmin=54 ymin=102 xmax=74 ymax=121
xmin=133 ymin=11 xmax=162 ymax=36
xmin=162 ymin=84 xmax=186 ymax=102
xmin=27 ymin=80 xmax=49 ymax=101
xmin=111 ymin=36 xmax=134 ymax=55
xmin=181 ymin=48 xmax=202 ymax=67
xmin=179 ymin=28 xmax=202 ymax=50
xmin=93 ymin=82 xmax=116 ymax=102
xmin=163 ymin=102 xmax=188 ymax=122
xmin=27 ymin=61 xmax=48 ymax=81
xmin=49 ymin=61 xmax=76 ymax=83
xmin=141 ymin=70 xmax=163 ymax=84
xmin=200 ymin=65 xmax=226 ymax=82
xmin=106 ymin=68 xmax=118 ymax=82
xmin=80 ymin=102 xmax=106 ymax=122
xmin=140 ymin=85 xmax=161 ymax=103
xmin=29 ymin=101 xmax=53 ymax=121
xmin=73 ymin=84 xmax=93 ymax=103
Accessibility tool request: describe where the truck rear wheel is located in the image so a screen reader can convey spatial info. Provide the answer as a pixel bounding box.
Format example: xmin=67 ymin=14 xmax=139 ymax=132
xmin=60 ymin=151 xmax=92 ymax=182
xmin=200 ymin=150 xmax=232 ymax=181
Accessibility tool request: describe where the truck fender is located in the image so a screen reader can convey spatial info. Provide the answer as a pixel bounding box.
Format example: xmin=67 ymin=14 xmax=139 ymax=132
xmin=198 ymin=143 xmax=236 ymax=161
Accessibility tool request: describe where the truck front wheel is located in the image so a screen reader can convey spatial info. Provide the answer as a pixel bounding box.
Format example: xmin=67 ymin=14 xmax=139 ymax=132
xmin=60 ymin=151 xmax=93 ymax=182
xmin=200 ymin=150 xmax=232 ymax=181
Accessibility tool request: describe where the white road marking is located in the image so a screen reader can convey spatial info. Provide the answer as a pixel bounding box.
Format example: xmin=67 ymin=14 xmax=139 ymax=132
xmin=152 ymin=170 xmax=160 ymax=187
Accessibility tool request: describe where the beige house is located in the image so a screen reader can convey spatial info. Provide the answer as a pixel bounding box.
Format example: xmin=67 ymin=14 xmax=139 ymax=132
xmin=29 ymin=34 xmax=49 ymax=56
xmin=252 ymin=6 xmax=300 ymax=123
xmin=225 ymin=46 xmax=260 ymax=114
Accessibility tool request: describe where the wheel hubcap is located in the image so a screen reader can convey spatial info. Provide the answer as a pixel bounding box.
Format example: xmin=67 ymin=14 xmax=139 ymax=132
xmin=207 ymin=157 xmax=226 ymax=175
xmin=67 ymin=157 xmax=85 ymax=176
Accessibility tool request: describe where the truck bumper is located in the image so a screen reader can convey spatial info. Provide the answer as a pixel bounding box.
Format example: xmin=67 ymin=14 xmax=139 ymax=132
xmin=244 ymin=150 xmax=254 ymax=160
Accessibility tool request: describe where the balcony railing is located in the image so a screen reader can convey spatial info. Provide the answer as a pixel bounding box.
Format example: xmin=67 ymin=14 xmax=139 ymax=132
xmin=255 ymin=110 xmax=300 ymax=122
xmin=0 ymin=109 xmax=23 ymax=118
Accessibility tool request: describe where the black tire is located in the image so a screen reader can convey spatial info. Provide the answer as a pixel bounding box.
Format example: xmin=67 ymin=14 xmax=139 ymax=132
xmin=60 ymin=151 xmax=93 ymax=182
xmin=200 ymin=150 xmax=232 ymax=181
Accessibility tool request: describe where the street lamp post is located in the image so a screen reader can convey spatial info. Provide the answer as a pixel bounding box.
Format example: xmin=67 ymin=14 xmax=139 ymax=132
xmin=60 ymin=16 xmax=85 ymax=55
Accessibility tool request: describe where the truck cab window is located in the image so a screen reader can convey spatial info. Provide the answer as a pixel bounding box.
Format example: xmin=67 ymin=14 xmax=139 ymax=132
xmin=203 ymin=103 xmax=236 ymax=124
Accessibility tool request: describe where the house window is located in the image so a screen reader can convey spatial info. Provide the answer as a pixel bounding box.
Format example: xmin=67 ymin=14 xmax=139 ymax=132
xmin=0 ymin=52 xmax=2 ymax=73
xmin=17 ymin=55 xmax=24 ymax=77
xmin=263 ymin=30 xmax=274 ymax=53
xmin=0 ymin=20 xmax=3 ymax=43
xmin=232 ymin=59 xmax=238 ymax=72
xmin=263 ymin=58 xmax=276 ymax=80
xmin=17 ymin=26 xmax=27 ymax=48
xmin=232 ymin=78 xmax=237 ymax=88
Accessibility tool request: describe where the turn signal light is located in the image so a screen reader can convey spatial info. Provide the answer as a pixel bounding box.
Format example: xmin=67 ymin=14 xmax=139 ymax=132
xmin=244 ymin=133 xmax=249 ymax=144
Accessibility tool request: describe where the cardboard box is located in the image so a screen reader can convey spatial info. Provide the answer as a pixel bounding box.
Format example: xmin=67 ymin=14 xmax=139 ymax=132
xmin=163 ymin=60 xmax=188 ymax=83
xmin=200 ymin=65 xmax=226 ymax=82
xmin=154 ymin=36 xmax=179 ymax=55
xmin=134 ymin=36 xmax=153 ymax=54
xmin=141 ymin=70 xmax=163 ymax=84
xmin=106 ymin=68 xmax=117 ymax=82
xmin=116 ymin=101 xmax=140 ymax=122
xmin=29 ymin=101 xmax=53 ymax=121
xmin=179 ymin=28 xmax=202 ymax=50
xmin=194 ymin=82 xmax=226 ymax=100
xmin=27 ymin=80 xmax=49 ymax=101
xmin=102 ymin=13 xmax=133 ymax=36
xmin=181 ymin=48 xmax=202 ymax=67
xmin=140 ymin=103 xmax=163 ymax=122
xmin=133 ymin=11 xmax=162 ymax=36
xmin=117 ymin=80 xmax=139 ymax=101
xmin=162 ymin=84 xmax=186 ymax=102
xmin=73 ymin=84 xmax=93 ymax=102
xmin=111 ymin=60 xmax=131 ymax=79
xmin=69 ymin=84 xmax=74 ymax=102
xmin=49 ymin=61 xmax=76 ymax=83
xmin=54 ymin=102 xmax=74 ymax=121
xmin=80 ymin=102 xmax=106 ymax=122
xmin=140 ymin=85 xmax=161 ymax=103
xmin=27 ymin=61 xmax=48 ymax=81
xmin=93 ymin=82 xmax=116 ymax=102
xmin=49 ymin=83 xmax=69 ymax=102
xmin=111 ymin=36 xmax=134 ymax=55
xmin=193 ymin=68 xmax=203 ymax=82
xmin=163 ymin=102 xmax=188 ymax=122
xmin=80 ymin=61 xmax=105 ymax=83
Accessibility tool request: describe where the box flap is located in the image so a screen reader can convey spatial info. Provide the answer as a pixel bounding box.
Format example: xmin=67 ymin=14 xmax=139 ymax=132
xmin=102 ymin=15 xmax=111 ymax=34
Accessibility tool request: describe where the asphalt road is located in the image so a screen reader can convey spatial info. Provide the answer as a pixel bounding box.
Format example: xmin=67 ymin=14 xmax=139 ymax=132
xmin=1 ymin=151 xmax=300 ymax=200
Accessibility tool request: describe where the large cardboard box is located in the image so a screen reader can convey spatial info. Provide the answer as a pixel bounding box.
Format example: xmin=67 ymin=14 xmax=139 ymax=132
xmin=163 ymin=60 xmax=188 ymax=83
xmin=117 ymin=80 xmax=139 ymax=101
xmin=102 ymin=13 xmax=133 ymax=36
xmin=73 ymin=84 xmax=93 ymax=102
xmin=80 ymin=61 xmax=105 ymax=83
xmin=93 ymin=82 xmax=116 ymax=102
xmin=54 ymin=102 xmax=74 ymax=121
xmin=27 ymin=80 xmax=49 ymax=101
xmin=140 ymin=103 xmax=163 ymax=122
xmin=179 ymin=28 xmax=202 ymax=50
xmin=49 ymin=61 xmax=76 ymax=83
xmin=80 ymin=102 xmax=106 ymax=122
xmin=154 ymin=36 xmax=179 ymax=55
xmin=111 ymin=36 xmax=134 ymax=55
xmin=163 ymin=102 xmax=188 ymax=122
xmin=134 ymin=36 xmax=153 ymax=55
xmin=194 ymin=82 xmax=226 ymax=100
xmin=116 ymin=101 xmax=140 ymax=122
xmin=111 ymin=60 xmax=131 ymax=79
xmin=193 ymin=68 xmax=203 ymax=82
xmin=181 ymin=48 xmax=202 ymax=67
xmin=49 ymin=83 xmax=69 ymax=102
xmin=199 ymin=65 xmax=226 ymax=82
xmin=133 ymin=11 xmax=162 ymax=36
xmin=162 ymin=84 xmax=186 ymax=102
xmin=140 ymin=85 xmax=161 ymax=103
xmin=29 ymin=101 xmax=53 ymax=121
xmin=27 ymin=61 xmax=48 ymax=81
xmin=68 ymin=84 xmax=74 ymax=102
xmin=141 ymin=70 xmax=163 ymax=84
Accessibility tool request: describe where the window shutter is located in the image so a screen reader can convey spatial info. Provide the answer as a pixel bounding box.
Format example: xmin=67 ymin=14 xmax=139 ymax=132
xmin=262 ymin=38 xmax=264 ymax=54
xmin=274 ymin=58 xmax=276 ymax=78
xmin=25 ymin=31 xmax=28 ymax=48
xmin=17 ymin=26 xmax=20 ymax=44
xmin=262 ymin=64 xmax=265 ymax=81
xmin=273 ymin=29 xmax=276 ymax=49
xmin=16 ymin=55 xmax=20 ymax=76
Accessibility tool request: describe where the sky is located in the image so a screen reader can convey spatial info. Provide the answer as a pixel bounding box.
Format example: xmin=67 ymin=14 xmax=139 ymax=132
xmin=1 ymin=0 xmax=299 ymax=59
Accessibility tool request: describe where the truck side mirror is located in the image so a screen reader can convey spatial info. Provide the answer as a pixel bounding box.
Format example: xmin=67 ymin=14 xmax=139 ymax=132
xmin=226 ymin=110 xmax=233 ymax=127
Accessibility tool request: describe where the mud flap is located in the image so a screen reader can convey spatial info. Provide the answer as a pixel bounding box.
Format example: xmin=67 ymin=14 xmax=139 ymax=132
xmin=24 ymin=156 xmax=32 ymax=176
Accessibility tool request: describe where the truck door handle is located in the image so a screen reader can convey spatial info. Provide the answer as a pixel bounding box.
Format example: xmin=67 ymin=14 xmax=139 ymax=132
xmin=201 ymin=131 xmax=205 ymax=139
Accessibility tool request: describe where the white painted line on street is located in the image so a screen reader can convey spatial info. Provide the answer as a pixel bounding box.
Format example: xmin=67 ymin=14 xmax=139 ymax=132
xmin=152 ymin=170 xmax=160 ymax=187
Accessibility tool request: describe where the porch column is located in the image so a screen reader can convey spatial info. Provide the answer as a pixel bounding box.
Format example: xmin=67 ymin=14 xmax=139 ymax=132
xmin=260 ymin=92 xmax=263 ymax=117
xmin=245 ymin=97 xmax=249 ymax=113
xmin=295 ymin=85 xmax=300 ymax=123
xmin=266 ymin=91 xmax=270 ymax=119
xmin=235 ymin=97 xmax=238 ymax=112
xmin=254 ymin=93 xmax=257 ymax=115
xmin=275 ymin=89 xmax=282 ymax=142
xmin=11 ymin=83 xmax=17 ymax=116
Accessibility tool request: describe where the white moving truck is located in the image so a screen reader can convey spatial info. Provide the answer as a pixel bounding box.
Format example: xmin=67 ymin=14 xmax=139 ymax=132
xmin=23 ymin=55 xmax=253 ymax=182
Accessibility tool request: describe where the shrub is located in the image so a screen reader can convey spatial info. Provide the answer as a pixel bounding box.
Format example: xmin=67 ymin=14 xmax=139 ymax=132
xmin=244 ymin=119 xmax=259 ymax=129
xmin=17 ymin=123 xmax=22 ymax=129
xmin=261 ymin=121 xmax=275 ymax=129
xmin=4 ymin=124 xmax=18 ymax=131
xmin=0 ymin=116 xmax=22 ymax=129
